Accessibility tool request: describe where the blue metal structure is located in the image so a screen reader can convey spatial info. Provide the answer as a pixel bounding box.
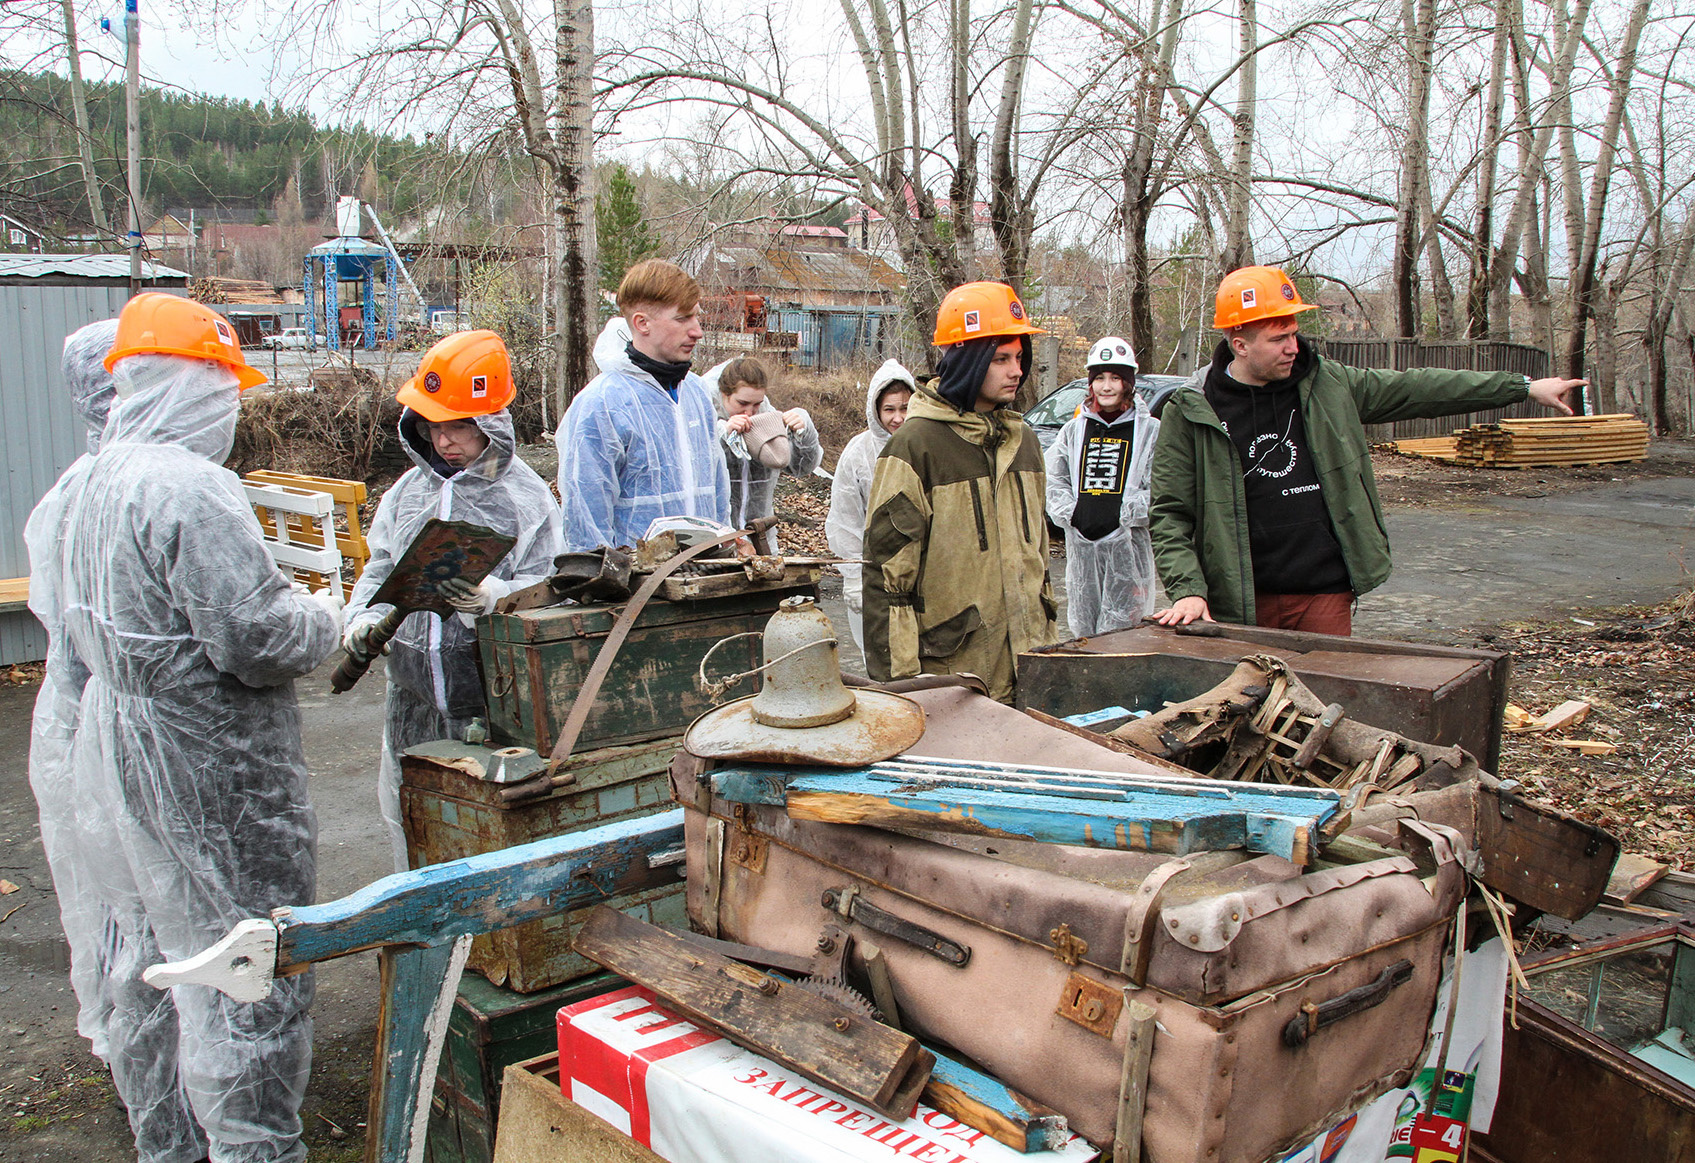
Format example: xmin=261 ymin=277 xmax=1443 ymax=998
xmin=303 ymin=236 xmax=399 ymax=352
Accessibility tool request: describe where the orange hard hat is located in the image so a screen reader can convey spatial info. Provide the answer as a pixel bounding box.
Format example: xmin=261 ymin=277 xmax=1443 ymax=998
xmin=1213 ymin=266 xmax=1318 ymax=330
xmin=105 ymin=292 xmax=268 ymax=391
xmin=396 ymin=330 xmax=515 ymax=421
xmin=933 ymin=281 xmax=1046 ymax=346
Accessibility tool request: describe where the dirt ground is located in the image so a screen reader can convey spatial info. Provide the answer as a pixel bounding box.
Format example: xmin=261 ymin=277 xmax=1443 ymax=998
xmin=4 ymin=440 xmax=1695 ymax=1160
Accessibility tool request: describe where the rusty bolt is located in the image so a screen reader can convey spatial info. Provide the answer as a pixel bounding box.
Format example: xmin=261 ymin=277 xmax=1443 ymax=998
xmin=757 ymin=977 xmax=779 ymax=996
xmin=833 ymin=1017 xmax=851 ymax=1032
xmin=816 ymin=934 xmax=837 ymax=954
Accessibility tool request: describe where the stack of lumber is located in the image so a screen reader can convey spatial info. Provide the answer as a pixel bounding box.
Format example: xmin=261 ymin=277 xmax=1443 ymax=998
xmin=1392 ymin=414 xmax=1648 ymax=468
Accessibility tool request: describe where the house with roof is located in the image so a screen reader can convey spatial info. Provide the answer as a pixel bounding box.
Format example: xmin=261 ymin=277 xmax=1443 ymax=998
xmin=843 ymin=189 xmax=996 ymax=274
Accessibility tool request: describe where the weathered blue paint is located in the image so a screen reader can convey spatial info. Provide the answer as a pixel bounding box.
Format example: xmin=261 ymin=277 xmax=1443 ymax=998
xmin=275 ymin=810 xmax=683 ymax=968
xmin=927 ymin=1053 xmax=1072 ymax=1152
xmin=711 ymin=761 xmax=1339 ymax=862
xmin=1062 ymin=706 xmax=1138 ymax=727
xmin=373 ymin=939 xmax=468 ymax=1163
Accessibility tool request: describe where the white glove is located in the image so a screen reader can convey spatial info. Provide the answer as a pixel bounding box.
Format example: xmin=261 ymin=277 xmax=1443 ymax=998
xmin=438 ymin=576 xmax=496 ymax=615
xmin=343 ymin=616 xmax=388 ymax=664
xmin=309 ymin=590 xmax=346 ymax=638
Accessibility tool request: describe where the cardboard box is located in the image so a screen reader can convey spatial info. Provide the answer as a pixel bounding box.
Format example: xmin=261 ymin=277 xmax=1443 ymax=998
xmin=556 ymin=985 xmax=1099 ymax=1163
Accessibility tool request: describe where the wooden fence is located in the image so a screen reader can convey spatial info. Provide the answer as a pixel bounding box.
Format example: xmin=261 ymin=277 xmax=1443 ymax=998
xmin=1316 ymin=339 xmax=1554 ymax=441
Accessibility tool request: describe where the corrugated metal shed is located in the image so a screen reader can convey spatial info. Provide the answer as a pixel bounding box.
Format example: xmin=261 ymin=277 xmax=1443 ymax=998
xmin=0 ymin=257 xmax=189 ymax=664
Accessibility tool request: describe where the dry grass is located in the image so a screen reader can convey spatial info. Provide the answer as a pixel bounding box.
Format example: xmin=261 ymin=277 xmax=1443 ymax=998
xmin=776 ymin=365 xmax=884 ymax=469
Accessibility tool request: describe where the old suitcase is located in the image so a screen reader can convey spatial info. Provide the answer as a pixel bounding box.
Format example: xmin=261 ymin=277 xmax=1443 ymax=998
xmin=401 ymin=737 xmax=687 ymax=992
xmin=1016 ymin=622 xmax=1509 ymax=771
xmin=675 ymin=687 xmax=1467 ymax=1163
xmin=478 ymin=585 xmax=816 ymax=755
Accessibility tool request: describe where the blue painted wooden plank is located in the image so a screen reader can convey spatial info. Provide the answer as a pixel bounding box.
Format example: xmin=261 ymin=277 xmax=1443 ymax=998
xmin=925 ymin=1053 xmax=1071 ymax=1153
xmin=371 ymin=937 xmax=470 ymax=1163
xmin=275 ymin=810 xmax=683 ymax=968
xmin=749 ymin=767 xmax=1336 ymax=863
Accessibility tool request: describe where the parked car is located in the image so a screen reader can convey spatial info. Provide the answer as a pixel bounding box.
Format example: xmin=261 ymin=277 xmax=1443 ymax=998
xmin=262 ymin=327 xmax=313 ymax=350
xmin=1025 ymin=372 xmax=1188 ymax=456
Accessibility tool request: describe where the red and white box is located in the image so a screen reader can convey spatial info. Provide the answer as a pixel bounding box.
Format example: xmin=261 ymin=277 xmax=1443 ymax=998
xmin=557 ymin=985 xmax=1098 ymax=1163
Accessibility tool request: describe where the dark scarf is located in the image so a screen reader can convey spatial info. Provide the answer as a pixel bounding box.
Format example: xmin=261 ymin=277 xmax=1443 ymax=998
xmin=626 ymin=343 xmax=692 ymax=392
xmin=936 ymin=334 xmax=1031 ymax=412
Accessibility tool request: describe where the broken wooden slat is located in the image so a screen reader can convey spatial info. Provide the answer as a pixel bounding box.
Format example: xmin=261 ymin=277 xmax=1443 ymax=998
xmin=570 ymin=905 xmax=933 ymax=1120
xmin=1112 ymin=1000 xmax=1158 ymax=1163
xmin=924 ymin=1054 xmax=1072 ymax=1154
xmin=1604 ymin=853 xmax=1671 ymax=906
xmin=1535 ymin=699 xmax=1593 ymax=734
xmin=712 ymin=759 xmax=1344 ymax=865
xmin=1544 ymin=738 xmax=1617 ymax=756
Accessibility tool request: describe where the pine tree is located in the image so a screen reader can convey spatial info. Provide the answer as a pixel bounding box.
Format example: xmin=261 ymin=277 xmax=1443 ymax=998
xmin=596 ymin=164 xmax=658 ymax=292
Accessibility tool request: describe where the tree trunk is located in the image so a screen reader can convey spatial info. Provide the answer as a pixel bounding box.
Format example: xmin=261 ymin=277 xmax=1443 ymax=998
xmin=1393 ymin=0 xmax=1435 ymax=336
xmin=1560 ymin=0 xmax=1652 ymax=389
xmin=988 ymin=0 xmax=1038 ymax=295
xmin=554 ymin=0 xmax=598 ymax=405
xmin=1467 ymin=1 xmax=1508 ymax=339
xmin=60 ymin=0 xmax=104 ymax=233
xmin=1221 ymin=0 xmax=1257 ymax=272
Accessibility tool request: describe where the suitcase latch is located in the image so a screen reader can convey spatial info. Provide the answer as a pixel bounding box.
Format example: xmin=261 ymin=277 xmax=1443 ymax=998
xmin=1057 ymin=972 xmax=1122 ymax=1037
xmin=822 ymin=886 xmax=970 ymax=967
xmin=1049 ymin=923 xmax=1089 ymax=966
xmin=727 ymin=805 xmax=768 ymax=874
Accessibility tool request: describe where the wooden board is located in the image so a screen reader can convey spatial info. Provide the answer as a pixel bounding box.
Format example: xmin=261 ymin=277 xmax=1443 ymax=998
xmin=570 ymin=905 xmax=933 ymax=1120
xmin=493 ymin=1054 xmax=663 ymax=1163
xmin=1604 ymin=852 xmax=1671 ymax=906
xmin=0 ymin=576 xmax=29 ymax=614
xmin=657 ymin=563 xmax=823 ymax=602
xmin=1393 ymin=416 xmax=1649 ymax=469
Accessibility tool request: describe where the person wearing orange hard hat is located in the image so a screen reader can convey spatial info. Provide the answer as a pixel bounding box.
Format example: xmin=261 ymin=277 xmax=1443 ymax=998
xmin=1150 ymin=265 xmax=1587 ymax=635
xmin=343 ymin=328 xmax=561 ymax=870
xmin=862 ymin=281 xmax=1058 ymax=702
xmin=27 ymin=291 xmax=343 ymax=1163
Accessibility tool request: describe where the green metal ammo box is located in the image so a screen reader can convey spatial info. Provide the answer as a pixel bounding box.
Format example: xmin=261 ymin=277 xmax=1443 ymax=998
xmin=477 ymin=586 xmax=815 ymax=754
xmin=425 ymin=971 xmax=624 ymax=1163
xmin=399 ymin=737 xmax=687 ymax=993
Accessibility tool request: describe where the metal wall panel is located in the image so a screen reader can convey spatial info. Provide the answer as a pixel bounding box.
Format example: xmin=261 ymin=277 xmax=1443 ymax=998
xmin=0 ymin=281 xmax=132 ymax=663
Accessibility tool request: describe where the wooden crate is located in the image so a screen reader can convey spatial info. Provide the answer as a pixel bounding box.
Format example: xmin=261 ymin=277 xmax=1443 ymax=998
xmin=490 ymin=1052 xmax=661 ymax=1163
xmin=243 ymin=470 xmax=371 ymax=579
xmin=400 ymin=737 xmax=687 ymax=993
xmin=427 ymin=974 xmax=630 ymax=1163
xmin=477 ymin=586 xmax=814 ymax=754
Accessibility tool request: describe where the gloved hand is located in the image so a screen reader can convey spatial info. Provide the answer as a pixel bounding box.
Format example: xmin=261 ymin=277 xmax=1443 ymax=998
xmin=343 ymin=617 xmax=388 ymax=665
xmin=309 ymin=590 xmax=346 ymax=637
xmin=438 ymin=576 xmax=496 ymax=616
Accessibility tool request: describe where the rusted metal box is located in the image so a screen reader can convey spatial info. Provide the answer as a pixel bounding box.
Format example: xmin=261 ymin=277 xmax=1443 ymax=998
xmin=478 ymin=586 xmax=814 ymax=754
xmin=1017 ymin=622 xmax=1509 ymax=771
xmin=400 ymin=737 xmax=687 ymax=993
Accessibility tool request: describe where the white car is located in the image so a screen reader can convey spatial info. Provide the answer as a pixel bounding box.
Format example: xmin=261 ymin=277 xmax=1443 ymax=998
xmin=262 ymin=327 xmax=312 ymax=350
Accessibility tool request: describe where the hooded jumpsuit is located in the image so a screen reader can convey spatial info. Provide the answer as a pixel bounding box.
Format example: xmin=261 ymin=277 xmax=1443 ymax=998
xmin=825 ymin=359 xmax=918 ymax=651
xmin=26 ymin=318 xmax=122 ymax=1060
xmin=555 ymin=318 xmax=730 ymax=552
xmin=343 ymin=408 xmax=562 ymax=871
xmin=1044 ymin=390 xmax=1160 ymax=637
xmin=39 ymin=353 xmax=342 ymax=1163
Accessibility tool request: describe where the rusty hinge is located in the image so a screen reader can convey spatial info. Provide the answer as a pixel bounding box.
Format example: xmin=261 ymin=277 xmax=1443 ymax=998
xmin=727 ymin=805 xmax=768 ymax=874
xmin=1049 ymin=922 xmax=1089 ymax=966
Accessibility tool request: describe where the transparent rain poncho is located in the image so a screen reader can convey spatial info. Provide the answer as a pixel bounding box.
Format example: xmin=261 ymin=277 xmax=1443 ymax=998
xmin=344 ymin=407 xmax=561 ymax=870
xmin=825 ymin=359 xmax=917 ymax=650
xmin=25 ymin=318 xmax=121 ymax=1060
xmin=555 ymin=320 xmax=730 ymax=551
xmin=38 ymin=352 xmax=342 ymax=1163
xmin=1044 ymin=391 xmax=1161 ymax=638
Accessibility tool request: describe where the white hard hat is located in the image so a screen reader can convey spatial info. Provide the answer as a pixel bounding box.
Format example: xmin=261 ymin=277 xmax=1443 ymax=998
xmin=1087 ymin=336 xmax=1138 ymax=375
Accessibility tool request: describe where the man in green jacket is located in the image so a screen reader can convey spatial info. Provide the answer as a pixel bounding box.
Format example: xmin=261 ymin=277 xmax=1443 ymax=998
xmin=1151 ymin=266 xmax=1584 ymax=635
xmin=864 ymin=281 xmax=1058 ymax=702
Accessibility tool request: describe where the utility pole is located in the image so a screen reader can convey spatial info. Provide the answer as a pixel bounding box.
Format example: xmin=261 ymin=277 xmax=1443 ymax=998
xmin=125 ymin=0 xmax=141 ymax=296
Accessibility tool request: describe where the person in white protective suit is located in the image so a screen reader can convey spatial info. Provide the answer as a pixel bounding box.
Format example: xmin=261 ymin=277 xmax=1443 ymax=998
xmin=36 ymin=292 xmax=344 ymax=1163
xmin=555 ymin=259 xmax=730 ymax=551
xmin=25 ymin=318 xmax=122 ymax=1062
xmin=1045 ymin=336 xmax=1160 ymax=638
xmin=342 ymin=329 xmax=562 ymax=871
xmin=705 ymin=355 xmax=823 ymax=549
xmin=824 ymin=359 xmax=917 ymax=652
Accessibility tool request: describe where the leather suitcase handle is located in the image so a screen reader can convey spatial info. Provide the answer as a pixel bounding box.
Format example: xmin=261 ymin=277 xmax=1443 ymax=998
xmin=1282 ymin=959 xmax=1414 ymax=1048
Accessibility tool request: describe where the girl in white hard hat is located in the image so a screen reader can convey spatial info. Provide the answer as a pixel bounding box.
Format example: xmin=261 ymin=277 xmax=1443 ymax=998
xmin=1044 ymin=336 xmax=1160 ymax=637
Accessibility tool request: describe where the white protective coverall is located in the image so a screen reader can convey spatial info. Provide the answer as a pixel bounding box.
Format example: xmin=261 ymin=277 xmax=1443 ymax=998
xmin=555 ymin=318 xmax=730 ymax=552
xmin=39 ymin=353 xmax=342 ymax=1163
xmin=824 ymin=359 xmax=918 ymax=651
xmin=344 ymin=407 xmax=561 ymax=871
xmin=703 ymin=360 xmax=823 ymax=548
xmin=25 ymin=318 xmax=122 ymax=1060
xmin=1044 ymin=391 xmax=1161 ymax=638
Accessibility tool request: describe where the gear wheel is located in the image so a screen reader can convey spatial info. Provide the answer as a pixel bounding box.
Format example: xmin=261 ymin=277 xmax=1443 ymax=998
xmin=794 ymin=975 xmax=879 ymax=1021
